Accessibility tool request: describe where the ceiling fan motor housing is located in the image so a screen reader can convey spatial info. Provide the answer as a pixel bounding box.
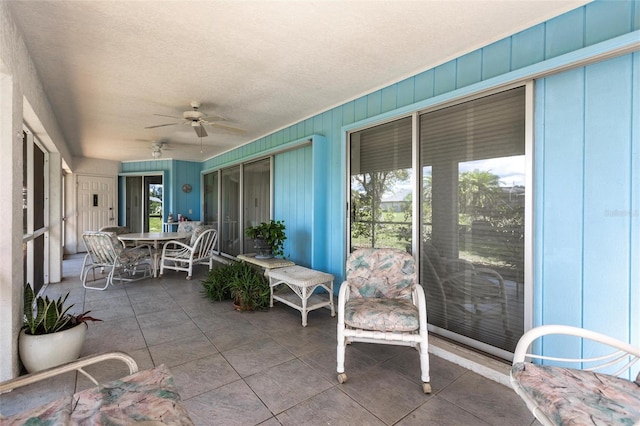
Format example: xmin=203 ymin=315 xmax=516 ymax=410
xmin=183 ymin=110 xmax=205 ymax=120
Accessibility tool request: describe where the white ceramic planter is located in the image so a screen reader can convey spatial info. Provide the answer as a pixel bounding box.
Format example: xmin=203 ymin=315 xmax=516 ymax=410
xmin=19 ymin=323 xmax=87 ymax=373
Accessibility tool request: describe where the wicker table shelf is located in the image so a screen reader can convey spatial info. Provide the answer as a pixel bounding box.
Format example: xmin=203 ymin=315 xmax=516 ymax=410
xmin=267 ymin=265 xmax=335 ymax=327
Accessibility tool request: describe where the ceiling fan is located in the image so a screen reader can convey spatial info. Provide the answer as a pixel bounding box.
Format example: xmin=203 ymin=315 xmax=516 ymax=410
xmin=144 ymin=101 xmax=245 ymax=137
xmin=150 ymin=140 xmax=167 ymax=159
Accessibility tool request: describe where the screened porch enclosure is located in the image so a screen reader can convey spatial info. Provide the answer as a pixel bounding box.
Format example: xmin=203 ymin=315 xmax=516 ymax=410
xmin=349 ymin=86 xmax=526 ymax=357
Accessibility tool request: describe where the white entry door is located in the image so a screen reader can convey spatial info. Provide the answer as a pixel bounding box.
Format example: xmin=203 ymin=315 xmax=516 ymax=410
xmin=77 ymin=175 xmax=115 ymax=252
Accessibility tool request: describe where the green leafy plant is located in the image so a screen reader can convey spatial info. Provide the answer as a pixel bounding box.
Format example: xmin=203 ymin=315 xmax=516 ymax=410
xmin=23 ymin=285 xmax=101 ymax=335
xmin=201 ymin=262 xmax=270 ymax=311
xmin=244 ymin=220 xmax=287 ymax=258
xmin=228 ymin=262 xmax=270 ymax=311
xmin=201 ymin=264 xmax=233 ymax=302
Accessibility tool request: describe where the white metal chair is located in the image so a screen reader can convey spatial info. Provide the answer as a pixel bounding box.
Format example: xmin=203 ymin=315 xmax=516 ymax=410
xmin=511 ymin=325 xmax=640 ymax=425
xmin=336 ymin=248 xmax=431 ymax=393
xmin=159 ymin=228 xmax=218 ymax=280
xmin=81 ymin=231 xmax=152 ymax=290
xmin=0 ymin=352 xmax=194 ymax=424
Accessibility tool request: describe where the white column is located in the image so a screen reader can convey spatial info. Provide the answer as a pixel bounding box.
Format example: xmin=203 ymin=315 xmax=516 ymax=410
xmin=0 ymin=72 xmax=24 ymax=381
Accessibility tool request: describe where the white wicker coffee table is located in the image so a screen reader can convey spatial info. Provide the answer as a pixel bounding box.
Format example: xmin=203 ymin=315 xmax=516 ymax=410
xmin=267 ymin=265 xmax=335 ymax=327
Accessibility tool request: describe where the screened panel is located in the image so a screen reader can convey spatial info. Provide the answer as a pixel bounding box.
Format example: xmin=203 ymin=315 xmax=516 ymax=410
xmin=242 ymin=159 xmax=271 ymax=251
xmin=203 ymin=171 xmax=219 ymax=224
xmin=420 ymin=86 xmax=525 ymax=354
xmin=350 ymin=117 xmax=413 ymax=251
xmin=221 ymin=166 xmax=240 ymax=256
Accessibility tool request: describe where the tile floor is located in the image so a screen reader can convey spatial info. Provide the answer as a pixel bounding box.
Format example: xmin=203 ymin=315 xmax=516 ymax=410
xmin=1 ymin=254 xmax=538 ymax=425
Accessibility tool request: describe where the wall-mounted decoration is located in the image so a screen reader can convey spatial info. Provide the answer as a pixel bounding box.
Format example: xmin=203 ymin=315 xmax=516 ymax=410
xmin=182 ymin=184 xmax=192 ymax=193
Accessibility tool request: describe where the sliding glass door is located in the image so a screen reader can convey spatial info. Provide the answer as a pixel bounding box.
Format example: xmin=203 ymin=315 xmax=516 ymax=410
xmin=347 ymin=86 xmax=528 ymax=358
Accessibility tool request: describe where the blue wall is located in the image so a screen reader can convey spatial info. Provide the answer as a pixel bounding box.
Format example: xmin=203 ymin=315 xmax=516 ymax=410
xmin=125 ymin=1 xmax=640 ymax=358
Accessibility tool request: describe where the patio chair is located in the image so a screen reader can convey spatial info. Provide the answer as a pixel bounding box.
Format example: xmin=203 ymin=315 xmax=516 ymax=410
xmin=99 ymin=225 xmax=135 ymax=247
xmin=422 ymin=242 xmax=509 ymax=335
xmin=510 ymin=325 xmax=640 ymax=425
xmin=81 ymin=231 xmax=152 ymax=290
xmin=0 ymin=352 xmax=194 ymax=424
xmin=159 ymin=227 xmax=218 ymax=280
xmin=336 ymin=248 xmax=431 ymax=393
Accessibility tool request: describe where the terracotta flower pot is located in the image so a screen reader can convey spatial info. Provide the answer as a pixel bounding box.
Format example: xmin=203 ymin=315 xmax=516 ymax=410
xmin=19 ymin=322 xmax=87 ymax=373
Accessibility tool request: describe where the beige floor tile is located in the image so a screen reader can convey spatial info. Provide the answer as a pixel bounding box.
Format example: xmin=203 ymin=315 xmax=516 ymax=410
xmin=182 ymin=380 xmax=272 ymax=426
xmin=437 ymin=372 xmax=535 ymax=426
xmin=277 ymin=387 xmax=386 ymax=426
xmin=396 ymin=395 xmax=491 ymax=426
xmin=337 ymin=367 xmax=432 ymax=424
xmin=148 ymin=333 xmax=218 ymax=367
xmin=222 ymin=337 xmax=295 ymax=378
xmin=245 ymin=358 xmax=334 ymax=414
xmin=171 ymin=353 xmax=241 ymax=400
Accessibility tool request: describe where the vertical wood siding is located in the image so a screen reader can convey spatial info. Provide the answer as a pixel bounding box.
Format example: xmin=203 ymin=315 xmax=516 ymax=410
xmin=274 ymin=146 xmax=312 ymax=265
xmin=536 ymin=53 xmax=639 ymax=360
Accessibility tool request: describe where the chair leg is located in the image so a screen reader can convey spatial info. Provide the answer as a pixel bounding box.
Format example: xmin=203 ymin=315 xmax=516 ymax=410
xmin=418 ymin=344 xmax=431 ymax=393
xmin=337 ymin=325 xmax=347 ymax=383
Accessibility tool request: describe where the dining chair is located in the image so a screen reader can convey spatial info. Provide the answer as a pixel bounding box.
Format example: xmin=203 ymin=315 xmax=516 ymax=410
xmin=81 ymin=231 xmax=152 ymax=290
xmin=336 ymin=247 xmax=431 ymax=393
xmin=159 ymin=228 xmax=218 ymax=280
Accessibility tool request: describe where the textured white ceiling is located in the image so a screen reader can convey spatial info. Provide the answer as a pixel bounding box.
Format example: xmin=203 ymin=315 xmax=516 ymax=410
xmin=8 ymin=0 xmax=589 ymax=162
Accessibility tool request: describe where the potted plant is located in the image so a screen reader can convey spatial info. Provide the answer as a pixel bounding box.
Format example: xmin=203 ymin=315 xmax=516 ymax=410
xmin=244 ymin=219 xmax=287 ymax=259
xmin=201 ymin=261 xmax=270 ymax=311
xmin=229 ymin=262 xmax=270 ymax=311
xmin=19 ymin=284 xmax=101 ymax=373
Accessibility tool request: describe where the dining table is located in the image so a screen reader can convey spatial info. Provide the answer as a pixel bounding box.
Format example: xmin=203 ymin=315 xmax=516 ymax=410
xmin=118 ymin=232 xmax=190 ymax=277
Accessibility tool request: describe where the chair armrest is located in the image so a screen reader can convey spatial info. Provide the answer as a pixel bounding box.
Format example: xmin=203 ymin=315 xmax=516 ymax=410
xmin=412 ymin=283 xmax=428 ymax=330
xmin=337 ymin=281 xmax=351 ymax=321
xmin=0 ymin=352 xmax=138 ymax=393
xmin=512 ymin=325 xmax=640 ymax=377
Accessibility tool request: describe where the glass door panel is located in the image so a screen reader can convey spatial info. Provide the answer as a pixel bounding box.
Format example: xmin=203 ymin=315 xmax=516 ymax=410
xmin=420 ymin=87 xmax=526 ymax=355
xmin=349 ymin=117 xmax=413 ymax=252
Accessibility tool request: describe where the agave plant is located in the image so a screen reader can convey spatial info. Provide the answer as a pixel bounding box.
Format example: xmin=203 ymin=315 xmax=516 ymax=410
xmin=23 ymin=284 xmax=101 ymax=335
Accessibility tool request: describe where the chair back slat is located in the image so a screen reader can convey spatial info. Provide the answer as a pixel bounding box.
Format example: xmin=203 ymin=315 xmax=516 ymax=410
xmin=193 ymin=229 xmax=218 ymax=259
xmin=82 ymin=231 xmax=122 ymax=265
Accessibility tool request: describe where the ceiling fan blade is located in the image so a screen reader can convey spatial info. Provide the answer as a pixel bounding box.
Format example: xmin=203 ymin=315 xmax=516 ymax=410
xmin=153 ymin=113 xmax=182 ymax=119
xmin=194 ymin=125 xmax=208 ymax=138
xmin=144 ymin=122 xmax=179 ymax=129
xmin=200 ymin=114 xmax=226 ymax=122
xmin=205 ymin=121 xmax=246 ymax=134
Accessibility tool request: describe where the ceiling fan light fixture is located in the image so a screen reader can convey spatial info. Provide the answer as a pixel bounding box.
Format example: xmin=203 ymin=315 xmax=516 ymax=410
xmin=151 ymin=148 xmax=162 ymax=159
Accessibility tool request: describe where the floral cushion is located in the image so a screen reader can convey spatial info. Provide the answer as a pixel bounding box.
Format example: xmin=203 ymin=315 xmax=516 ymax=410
xmin=189 ymin=224 xmax=214 ymax=246
xmin=2 ymin=396 xmax=73 ymax=424
xmin=511 ymin=362 xmax=640 ymax=425
xmin=344 ymin=298 xmax=419 ymax=332
xmin=346 ymin=248 xmax=415 ymax=299
xmin=177 ymin=221 xmax=202 ymax=235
